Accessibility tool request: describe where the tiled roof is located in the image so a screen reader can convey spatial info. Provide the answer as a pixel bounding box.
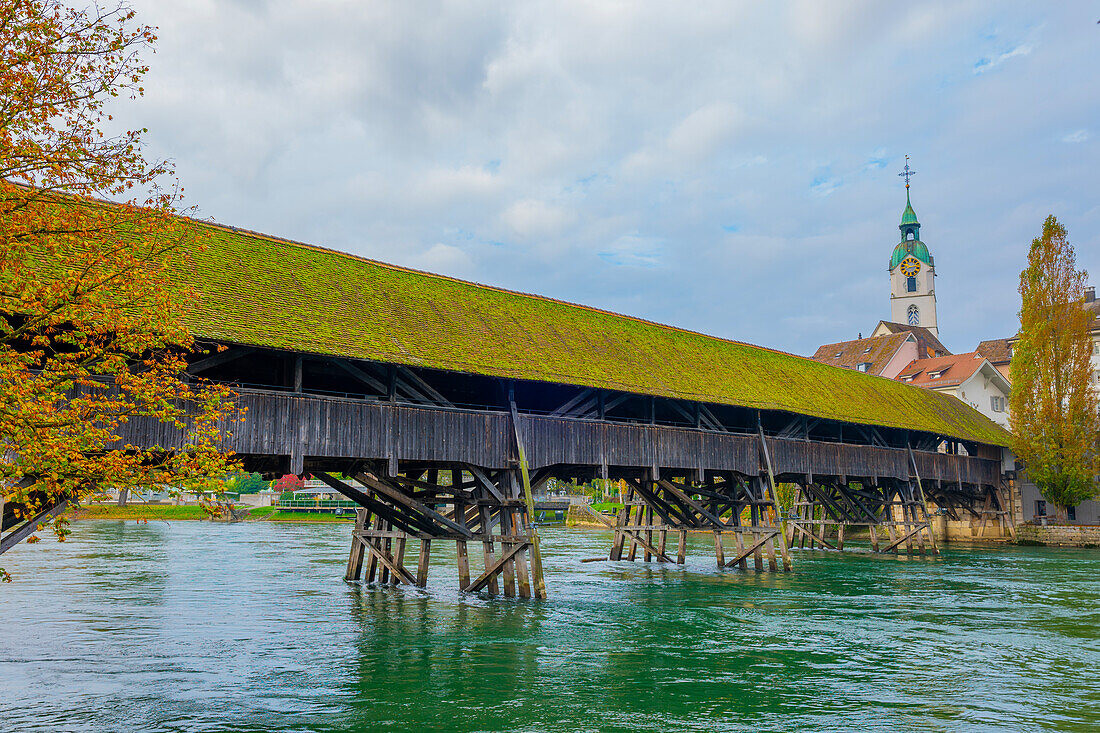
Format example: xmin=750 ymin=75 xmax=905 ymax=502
xmin=976 ymin=338 xmax=1012 ymax=365
xmin=876 ymin=321 xmax=951 ymax=357
xmin=896 ymin=352 xmax=988 ymax=389
xmin=20 ymin=198 xmax=1013 ymax=447
xmin=811 ymin=333 xmax=911 ymax=375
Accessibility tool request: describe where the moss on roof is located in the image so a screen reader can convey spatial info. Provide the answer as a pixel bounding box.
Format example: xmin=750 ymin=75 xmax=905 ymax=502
xmin=165 ymin=218 xmax=1011 ymax=447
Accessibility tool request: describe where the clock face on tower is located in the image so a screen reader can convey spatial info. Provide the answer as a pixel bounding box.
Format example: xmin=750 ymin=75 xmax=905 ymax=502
xmin=900 ymin=255 xmax=921 ymax=277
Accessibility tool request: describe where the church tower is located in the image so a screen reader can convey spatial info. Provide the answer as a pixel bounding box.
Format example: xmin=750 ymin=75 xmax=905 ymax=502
xmin=888 ymin=158 xmax=937 ymax=335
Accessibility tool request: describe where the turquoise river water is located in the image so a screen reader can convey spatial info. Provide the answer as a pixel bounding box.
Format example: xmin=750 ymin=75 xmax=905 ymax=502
xmin=1 ymin=520 xmax=1098 ymax=732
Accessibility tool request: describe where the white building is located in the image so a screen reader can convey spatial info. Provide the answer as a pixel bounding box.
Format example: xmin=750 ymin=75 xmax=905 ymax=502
xmin=895 ymin=352 xmax=1011 ymax=428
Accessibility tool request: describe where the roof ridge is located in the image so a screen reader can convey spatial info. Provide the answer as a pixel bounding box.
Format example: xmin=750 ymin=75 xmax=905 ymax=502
xmin=187 ymin=214 xmax=826 ymax=368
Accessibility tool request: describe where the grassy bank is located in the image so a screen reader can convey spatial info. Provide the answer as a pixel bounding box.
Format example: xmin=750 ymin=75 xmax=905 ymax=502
xmin=247 ymin=507 xmax=352 ymax=523
xmin=70 ymin=505 xmax=212 ymax=521
xmin=69 ymin=505 xmax=355 ymax=523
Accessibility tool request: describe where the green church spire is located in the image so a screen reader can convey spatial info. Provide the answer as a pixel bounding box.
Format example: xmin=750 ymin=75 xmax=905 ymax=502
xmin=900 ymin=189 xmax=919 ymax=227
xmin=889 ymin=156 xmax=930 ymax=269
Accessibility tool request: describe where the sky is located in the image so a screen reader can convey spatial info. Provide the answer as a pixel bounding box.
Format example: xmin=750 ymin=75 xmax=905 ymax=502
xmin=115 ymin=0 xmax=1100 ymax=357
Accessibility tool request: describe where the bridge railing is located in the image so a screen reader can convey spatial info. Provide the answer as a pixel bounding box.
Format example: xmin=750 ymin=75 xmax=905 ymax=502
xmin=116 ymin=387 xmax=1002 ymax=487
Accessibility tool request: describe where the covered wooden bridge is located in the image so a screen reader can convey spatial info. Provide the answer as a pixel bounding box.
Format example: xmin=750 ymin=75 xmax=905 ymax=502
xmin=126 ymin=219 xmax=1012 ymax=598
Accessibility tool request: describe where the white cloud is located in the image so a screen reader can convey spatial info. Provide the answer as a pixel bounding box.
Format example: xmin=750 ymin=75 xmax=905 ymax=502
xmin=498 ymin=199 xmax=574 ymax=239
xmin=114 ymin=0 xmax=1100 ymax=357
xmin=409 ymin=243 xmax=475 ymax=276
xmin=973 ymin=43 xmax=1032 ymax=74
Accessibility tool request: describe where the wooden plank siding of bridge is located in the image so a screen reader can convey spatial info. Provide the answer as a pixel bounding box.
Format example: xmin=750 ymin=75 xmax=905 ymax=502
xmin=30 ymin=200 xmax=1016 ymax=597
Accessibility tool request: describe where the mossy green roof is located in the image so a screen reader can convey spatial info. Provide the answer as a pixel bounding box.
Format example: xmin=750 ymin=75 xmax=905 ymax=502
xmin=171 ymin=219 xmax=1009 ymax=447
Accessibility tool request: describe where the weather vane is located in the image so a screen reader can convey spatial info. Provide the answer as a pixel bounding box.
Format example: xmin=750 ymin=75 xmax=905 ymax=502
xmin=898 ymin=155 xmax=916 ymax=189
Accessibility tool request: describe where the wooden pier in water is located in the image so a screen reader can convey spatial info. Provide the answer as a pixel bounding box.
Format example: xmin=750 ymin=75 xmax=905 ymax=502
xmin=97 ymin=216 xmax=1016 ymax=598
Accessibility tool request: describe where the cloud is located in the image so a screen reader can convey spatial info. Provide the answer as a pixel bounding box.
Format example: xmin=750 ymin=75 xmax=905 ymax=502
xmin=597 ymin=235 xmax=663 ymax=268
xmin=114 ymin=0 xmax=1099 ymax=359
xmin=498 ymin=199 xmax=575 ymax=239
xmin=409 ymin=243 xmax=474 ymax=276
xmin=973 ymin=43 xmax=1032 ymax=74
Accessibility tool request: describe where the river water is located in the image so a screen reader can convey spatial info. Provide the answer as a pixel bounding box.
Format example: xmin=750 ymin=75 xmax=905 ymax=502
xmin=1 ymin=520 xmax=1098 ymax=732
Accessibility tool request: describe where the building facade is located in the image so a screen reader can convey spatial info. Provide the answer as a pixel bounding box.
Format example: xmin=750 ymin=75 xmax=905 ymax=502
xmin=895 ymin=352 xmax=1011 ymax=428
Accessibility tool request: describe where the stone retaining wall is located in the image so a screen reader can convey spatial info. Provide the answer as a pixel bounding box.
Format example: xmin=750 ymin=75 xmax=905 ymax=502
xmin=1016 ymin=524 xmax=1100 ymax=547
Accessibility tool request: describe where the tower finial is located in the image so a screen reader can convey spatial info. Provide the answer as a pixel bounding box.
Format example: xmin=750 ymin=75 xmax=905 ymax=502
xmin=898 ymin=155 xmax=916 ymax=190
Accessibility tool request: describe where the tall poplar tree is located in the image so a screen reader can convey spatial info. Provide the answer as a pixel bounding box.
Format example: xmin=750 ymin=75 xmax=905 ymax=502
xmin=0 ymin=0 xmax=239 ymax=572
xmin=1010 ymin=215 xmax=1100 ymax=514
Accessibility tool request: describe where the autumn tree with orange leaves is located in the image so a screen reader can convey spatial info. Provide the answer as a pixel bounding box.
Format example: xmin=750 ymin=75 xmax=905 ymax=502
xmin=0 ymin=0 xmax=239 ymax=574
xmin=1010 ymin=216 xmax=1100 ymax=515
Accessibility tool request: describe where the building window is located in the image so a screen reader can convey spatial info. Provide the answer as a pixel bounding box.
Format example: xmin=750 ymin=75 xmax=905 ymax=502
xmin=857 ymin=362 xmax=871 ymax=372
xmin=1068 ymin=505 xmax=1077 ymax=521
xmin=907 ymin=304 xmax=919 ymax=325
xmin=906 ymin=276 xmax=917 ymax=292
xmin=990 ymin=395 xmax=1005 ymax=412
xmin=1035 ymin=500 xmax=1046 ymax=517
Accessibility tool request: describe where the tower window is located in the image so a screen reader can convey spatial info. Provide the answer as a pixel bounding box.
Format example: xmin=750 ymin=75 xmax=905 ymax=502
xmin=907 ymin=304 xmax=920 ymax=326
xmin=906 ymin=276 xmax=917 ymax=292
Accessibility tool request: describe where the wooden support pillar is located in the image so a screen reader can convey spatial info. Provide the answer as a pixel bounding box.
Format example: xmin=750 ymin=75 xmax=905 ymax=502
xmin=644 ymin=506 xmax=653 ymax=562
xmin=750 ymin=505 xmax=764 ymax=571
xmin=453 ymin=468 xmax=471 ymax=590
xmin=345 ymin=508 xmax=369 ymax=581
xmin=392 ymin=533 xmax=407 ymax=585
xmin=379 ymin=522 xmax=392 ymax=584
xmin=732 ymin=525 xmax=748 ymax=570
xmin=478 ymin=502 xmax=499 ymax=596
xmin=627 ymin=499 xmax=641 ymax=561
xmin=366 ymin=515 xmax=382 ymax=582
xmin=676 ymin=529 xmax=687 ymax=564
xmin=713 ymin=531 xmax=725 ymax=567
xmin=610 ymin=486 xmax=631 ymax=561
xmin=416 ymin=539 xmax=431 ymax=587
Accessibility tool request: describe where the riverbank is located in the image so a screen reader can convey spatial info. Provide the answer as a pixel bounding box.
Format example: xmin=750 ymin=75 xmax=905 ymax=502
xmin=1016 ymin=523 xmax=1100 ymax=547
xmin=68 ymin=505 xmax=354 ymax=523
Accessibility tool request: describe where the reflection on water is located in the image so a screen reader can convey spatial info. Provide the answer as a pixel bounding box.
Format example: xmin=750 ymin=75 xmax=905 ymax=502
xmin=1 ymin=521 xmax=1098 ymax=732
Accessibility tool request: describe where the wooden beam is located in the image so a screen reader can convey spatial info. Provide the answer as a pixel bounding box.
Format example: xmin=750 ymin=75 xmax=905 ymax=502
xmin=466 ymin=541 xmax=528 ymax=593
xmin=758 ymin=426 xmax=793 ymax=571
xmin=356 ymin=472 xmax=473 ymax=538
xmin=186 ymin=346 xmax=255 ymax=374
xmin=880 ymin=522 xmax=930 ymax=553
xmin=313 ymin=471 xmax=434 ymax=536
xmin=395 ymin=366 xmax=454 ymax=407
xmin=549 ymin=388 xmax=595 ymax=418
xmin=330 ymin=359 xmax=388 ymax=395
xmin=509 ymin=400 xmax=546 ymax=599
xmin=790 ymin=523 xmax=838 ymax=550
xmin=464 ymin=465 xmax=505 ymax=503
xmin=908 ymin=445 xmax=939 ymax=554
xmin=725 ymin=529 xmax=780 ymax=567
xmin=370 ymin=539 xmax=418 ymax=585
xmin=0 ymin=498 xmax=69 ymax=555
xmin=656 ymin=479 xmax=726 ymax=527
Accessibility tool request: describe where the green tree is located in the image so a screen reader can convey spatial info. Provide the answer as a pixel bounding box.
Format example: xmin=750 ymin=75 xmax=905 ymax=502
xmin=1010 ymin=215 xmax=1100 ymax=514
xmin=0 ymin=0 xmax=239 ymax=576
xmin=227 ymin=472 xmax=268 ymax=494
